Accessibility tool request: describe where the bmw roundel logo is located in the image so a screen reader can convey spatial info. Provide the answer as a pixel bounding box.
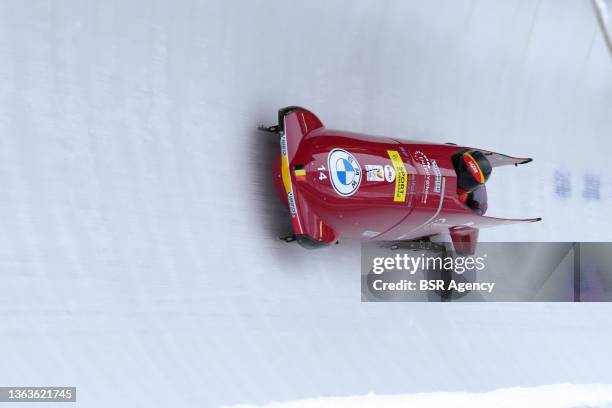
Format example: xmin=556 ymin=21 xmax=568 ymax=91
xmin=327 ymin=148 xmax=362 ymax=196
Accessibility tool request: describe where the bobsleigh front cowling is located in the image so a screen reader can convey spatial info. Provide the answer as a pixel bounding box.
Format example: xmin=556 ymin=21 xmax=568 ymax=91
xmin=270 ymin=107 xmax=540 ymax=250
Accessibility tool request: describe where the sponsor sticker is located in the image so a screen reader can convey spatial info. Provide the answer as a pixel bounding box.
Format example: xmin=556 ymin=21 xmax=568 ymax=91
xmin=413 ymin=151 xmax=443 ymax=203
xmin=280 ymin=134 xmax=288 ymax=157
xmin=365 ymin=165 xmax=384 ymax=182
xmin=384 ymin=165 xmax=396 ymax=182
xmin=387 ymin=150 xmax=408 ymax=202
xmin=414 ymin=150 xmax=431 ymax=204
xmin=432 ymin=160 xmax=442 ymax=193
xmin=327 ymin=149 xmax=362 ymax=197
xmin=287 ymin=191 xmax=297 ymax=215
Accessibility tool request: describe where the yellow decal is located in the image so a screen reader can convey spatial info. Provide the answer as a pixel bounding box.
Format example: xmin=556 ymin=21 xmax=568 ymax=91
xmin=387 ymin=150 xmax=408 ymax=202
xmin=280 ymin=135 xmax=291 ymax=193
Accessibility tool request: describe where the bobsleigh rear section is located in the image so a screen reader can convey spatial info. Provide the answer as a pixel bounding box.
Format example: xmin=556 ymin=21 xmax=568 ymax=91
xmin=268 ymin=107 xmax=541 ymax=251
xmin=270 ymin=106 xmax=334 ymax=248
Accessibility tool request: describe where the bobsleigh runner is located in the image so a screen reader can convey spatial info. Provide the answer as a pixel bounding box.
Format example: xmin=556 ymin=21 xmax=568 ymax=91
xmin=260 ymin=106 xmax=541 ymax=254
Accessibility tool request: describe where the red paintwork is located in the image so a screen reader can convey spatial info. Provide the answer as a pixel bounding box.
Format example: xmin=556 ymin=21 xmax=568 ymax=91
xmin=272 ymin=107 xmax=541 ymax=251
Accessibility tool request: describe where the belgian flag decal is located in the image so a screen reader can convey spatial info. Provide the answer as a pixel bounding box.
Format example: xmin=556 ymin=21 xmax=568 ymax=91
xmin=294 ymin=164 xmax=306 ymax=181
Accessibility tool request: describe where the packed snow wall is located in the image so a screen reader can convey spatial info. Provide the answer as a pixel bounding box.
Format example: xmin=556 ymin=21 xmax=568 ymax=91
xmin=0 ymin=1 xmax=611 ymax=406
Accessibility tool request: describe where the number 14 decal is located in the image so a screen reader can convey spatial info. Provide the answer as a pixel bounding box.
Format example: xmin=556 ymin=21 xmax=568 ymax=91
xmin=318 ymin=165 xmax=327 ymax=181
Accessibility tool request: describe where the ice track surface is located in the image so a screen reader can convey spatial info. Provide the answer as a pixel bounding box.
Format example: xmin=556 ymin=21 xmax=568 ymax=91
xmin=0 ymin=1 xmax=612 ymax=407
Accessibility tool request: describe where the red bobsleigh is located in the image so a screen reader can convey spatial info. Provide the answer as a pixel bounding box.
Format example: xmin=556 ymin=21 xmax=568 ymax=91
xmin=262 ymin=106 xmax=541 ymax=253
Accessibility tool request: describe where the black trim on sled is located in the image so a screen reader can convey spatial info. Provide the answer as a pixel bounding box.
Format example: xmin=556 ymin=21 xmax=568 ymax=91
xmin=296 ymin=235 xmax=332 ymax=249
xmin=277 ymin=106 xmax=307 ymax=133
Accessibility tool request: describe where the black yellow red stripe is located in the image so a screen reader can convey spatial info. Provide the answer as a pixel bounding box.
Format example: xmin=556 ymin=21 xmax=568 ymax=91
xmin=463 ymin=152 xmax=485 ymax=183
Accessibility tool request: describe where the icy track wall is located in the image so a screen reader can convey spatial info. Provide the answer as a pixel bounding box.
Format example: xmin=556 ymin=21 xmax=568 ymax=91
xmin=0 ymin=1 xmax=612 ymax=407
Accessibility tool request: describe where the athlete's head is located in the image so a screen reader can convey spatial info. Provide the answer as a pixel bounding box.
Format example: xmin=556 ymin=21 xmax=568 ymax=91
xmin=455 ymin=150 xmax=492 ymax=193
